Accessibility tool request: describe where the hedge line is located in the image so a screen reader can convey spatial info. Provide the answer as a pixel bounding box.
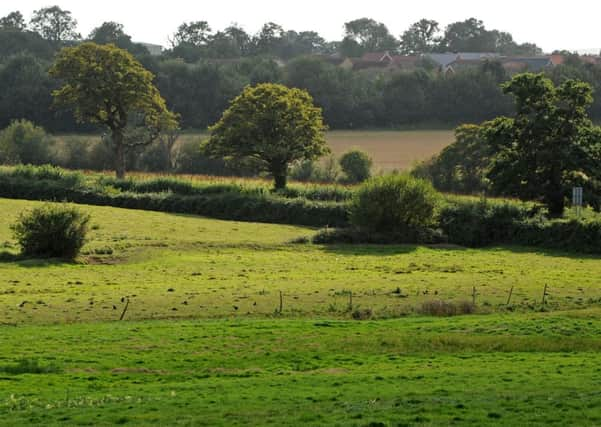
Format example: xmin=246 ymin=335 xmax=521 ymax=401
xmin=1 ymin=166 xmax=599 ymax=253
xmin=0 ymin=176 xmax=349 ymax=227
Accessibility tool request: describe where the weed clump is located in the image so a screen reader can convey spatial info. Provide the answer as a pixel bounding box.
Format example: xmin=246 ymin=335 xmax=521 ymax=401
xmin=419 ymin=300 xmax=475 ymax=317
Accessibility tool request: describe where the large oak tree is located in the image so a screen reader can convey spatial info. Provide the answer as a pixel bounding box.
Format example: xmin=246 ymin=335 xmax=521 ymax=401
xmin=204 ymin=83 xmax=329 ymax=189
xmin=50 ymin=42 xmax=178 ymax=178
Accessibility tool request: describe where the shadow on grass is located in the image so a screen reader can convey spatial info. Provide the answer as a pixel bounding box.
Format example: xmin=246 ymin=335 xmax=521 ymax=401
xmin=316 ymin=242 xmax=601 ymax=260
xmin=0 ymin=250 xmax=78 ymax=267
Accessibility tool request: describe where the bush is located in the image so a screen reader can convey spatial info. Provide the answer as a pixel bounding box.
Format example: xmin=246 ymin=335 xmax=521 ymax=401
xmin=0 ymin=119 xmax=52 ymax=165
xmin=350 ymin=174 xmax=441 ymax=234
xmin=11 ymin=203 xmax=90 ymax=259
xmin=439 ymin=197 xmax=539 ymax=247
xmin=339 ymin=149 xmax=373 ymax=183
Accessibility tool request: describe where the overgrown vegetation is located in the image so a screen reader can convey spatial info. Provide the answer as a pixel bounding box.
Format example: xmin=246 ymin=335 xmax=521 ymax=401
xmin=1 ymin=165 xmax=600 ymax=252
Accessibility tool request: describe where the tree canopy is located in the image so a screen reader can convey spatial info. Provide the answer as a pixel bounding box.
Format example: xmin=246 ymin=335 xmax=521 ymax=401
xmin=30 ymin=6 xmax=80 ymax=44
xmin=49 ymin=42 xmax=178 ymax=178
xmin=204 ymin=83 xmax=329 ymax=189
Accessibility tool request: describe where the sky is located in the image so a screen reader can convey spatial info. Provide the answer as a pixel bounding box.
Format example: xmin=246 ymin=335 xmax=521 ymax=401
xmin=1 ymin=0 xmax=599 ymax=53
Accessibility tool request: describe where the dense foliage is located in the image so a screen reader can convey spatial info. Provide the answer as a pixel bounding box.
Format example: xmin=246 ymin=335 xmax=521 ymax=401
xmin=350 ymin=174 xmax=441 ymax=233
xmin=4 ymin=9 xmax=601 ymax=133
xmin=415 ymin=73 xmax=601 ymax=216
xmin=1 ymin=166 xmax=601 ymax=252
xmin=11 ymin=203 xmax=90 ymax=259
xmin=339 ymin=149 xmax=373 ymax=183
xmin=49 ymin=43 xmax=178 ymax=178
xmin=204 ymin=83 xmax=328 ymax=189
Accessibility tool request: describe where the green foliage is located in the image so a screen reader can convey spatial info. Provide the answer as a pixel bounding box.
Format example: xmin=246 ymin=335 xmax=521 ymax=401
xmin=412 ymin=124 xmax=490 ymax=194
xmin=49 ymin=42 xmax=178 ymax=178
xmin=11 ymin=203 xmax=90 ymax=259
xmin=29 ymin=5 xmax=80 ymax=44
xmin=485 ymin=73 xmax=598 ymax=216
xmin=350 ymin=174 xmax=441 ymax=233
xmin=439 ymin=197 xmax=538 ymax=247
xmin=0 ymin=119 xmax=52 ymax=165
xmin=205 ymin=83 xmax=329 ymax=189
xmin=339 ymin=149 xmax=372 ymax=183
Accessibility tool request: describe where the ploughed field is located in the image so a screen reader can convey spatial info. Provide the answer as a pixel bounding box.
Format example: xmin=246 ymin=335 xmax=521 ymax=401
xmin=2 ymin=198 xmax=601 ymax=426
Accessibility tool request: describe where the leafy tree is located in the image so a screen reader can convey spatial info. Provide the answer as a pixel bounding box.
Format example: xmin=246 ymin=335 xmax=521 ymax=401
xmin=0 ymin=119 xmax=52 ymax=165
xmin=204 ymin=83 xmax=329 ymax=189
xmin=484 ymin=73 xmax=598 ymax=216
xmin=339 ymin=149 xmax=373 ymax=183
xmin=49 ymin=42 xmax=178 ymax=178
xmin=399 ymin=19 xmax=441 ymax=54
xmin=30 ymin=6 xmax=80 ymax=44
xmin=441 ymin=18 xmax=494 ymax=52
xmin=412 ymin=124 xmax=490 ymax=194
xmin=343 ymin=18 xmax=399 ymax=54
xmin=253 ymin=22 xmax=285 ymax=56
xmin=88 ymin=21 xmax=149 ymax=56
xmin=171 ymin=21 xmax=212 ymax=47
xmin=0 ymin=29 xmax=56 ymax=60
xmin=0 ymin=11 xmax=26 ymax=31
xmin=0 ymin=54 xmax=55 ymax=130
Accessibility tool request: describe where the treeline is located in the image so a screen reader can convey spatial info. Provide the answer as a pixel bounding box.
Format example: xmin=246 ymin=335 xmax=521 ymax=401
xmin=2 ymin=7 xmax=601 ymax=132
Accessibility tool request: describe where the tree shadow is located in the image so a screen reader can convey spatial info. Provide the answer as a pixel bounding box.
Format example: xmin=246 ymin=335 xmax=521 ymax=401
xmin=0 ymin=251 xmax=79 ymax=267
xmin=316 ymin=242 xmax=600 ymax=260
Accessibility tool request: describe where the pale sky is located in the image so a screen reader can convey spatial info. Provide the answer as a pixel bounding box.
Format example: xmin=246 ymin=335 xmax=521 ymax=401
xmin=2 ymin=0 xmax=600 ymax=53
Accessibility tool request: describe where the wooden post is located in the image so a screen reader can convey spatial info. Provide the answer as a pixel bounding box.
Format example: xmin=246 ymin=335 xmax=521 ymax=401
xmin=349 ymin=291 xmax=353 ymax=311
xmin=542 ymin=284 xmax=548 ymax=306
xmin=472 ymin=286 xmax=477 ymax=306
xmin=279 ymin=291 xmax=283 ymax=314
xmin=506 ymin=286 xmax=514 ymax=306
xmin=119 ymin=297 xmax=130 ymax=321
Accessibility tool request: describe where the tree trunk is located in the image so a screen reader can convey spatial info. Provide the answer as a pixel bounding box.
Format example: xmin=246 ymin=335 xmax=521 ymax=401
xmin=547 ymin=189 xmax=565 ymax=218
xmin=113 ymin=131 xmax=126 ymax=179
xmin=271 ymin=162 xmax=288 ymax=190
xmin=274 ymin=173 xmax=287 ymax=190
xmin=546 ymin=166 xmax=565 ymax=218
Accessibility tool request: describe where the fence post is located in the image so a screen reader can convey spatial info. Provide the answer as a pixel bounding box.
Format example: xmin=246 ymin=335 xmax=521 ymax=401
xmin=279 ymin=291 xmax=283 ymax=314
xmin=542 ymin=284 xmax=548 ymax=306
xmin=472 ymin=286 xmax=477 ymax=306
xmin=506 ymin=286 xmax=514 ymax=306
xmin=348 ymin=291 xmax=353 ymax=312
xmin=119 ymin=297 xmax=130 ymax=321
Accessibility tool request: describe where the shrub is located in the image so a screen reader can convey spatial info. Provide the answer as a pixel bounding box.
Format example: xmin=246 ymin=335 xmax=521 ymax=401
xmin=0 ymin=119 xmax=52 ymax=165
xmin=289 ymin=159 xmax=317 ymax=182
xmin=11 ymin=203 xmax=90 ymax=259
xmin=339 ymin=149 xmax=373 ymax=183
xmin=350 ymin=174 xmax=441 ymax=234
xmin=439 ymin=197 xmax=539 ymax=247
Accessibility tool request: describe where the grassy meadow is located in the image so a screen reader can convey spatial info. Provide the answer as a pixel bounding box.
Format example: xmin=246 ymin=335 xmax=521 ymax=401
xmin=2 ymin=198 xmax=601 ymax=325
xmin=2 ymin=197 xmax=601 ymax=425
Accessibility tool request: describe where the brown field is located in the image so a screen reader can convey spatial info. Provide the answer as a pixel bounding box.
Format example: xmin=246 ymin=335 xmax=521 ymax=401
xmin=58 ymin=130 xmax=455 ymax=172
xmin=326 ymin=130 xmax=454 ymax=171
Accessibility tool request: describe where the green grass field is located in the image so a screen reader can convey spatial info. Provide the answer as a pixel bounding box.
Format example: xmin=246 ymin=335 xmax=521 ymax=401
xmin=2 ymin=198 xmax=600 ymax=324
xmin=2 ymin=198 xmax=601 ymax=425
